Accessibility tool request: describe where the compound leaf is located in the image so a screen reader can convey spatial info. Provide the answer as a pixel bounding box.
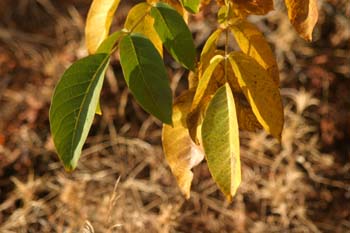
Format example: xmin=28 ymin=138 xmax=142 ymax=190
xmin=85 ymin=0 xmax=121 ymax=54
xmin=151 ymin=2 xmax=196 ymax=70
xmin=285 ymin=0 xmax=319 ymax=41
xmin=230 ymin=19 xmax=279 ymax=85
xmin=50 ymin=53 xmax=110 ymax=170
xmin=119 ymin=33 xmax=172 ymax=124
xmin=162 ymin=91 xmax=204 ymax=198
xmin=202 ymin=83 xmax=241 ymax=201
xmin=124 ymin=3 xmax=163 ymax=56
xmin=229 ymin=52 xmax=284 ymax=141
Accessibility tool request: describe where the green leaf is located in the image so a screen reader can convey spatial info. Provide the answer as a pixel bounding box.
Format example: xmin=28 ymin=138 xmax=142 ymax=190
xmin=180 ymin=0 xmax=201 ymax=13
xmin=119 ymin=33 xmax=172 ymax=124
xmin=49 ymin=53 xmax=110 ymax=170
xmin=150 ymin=2 xmax=196 ymax=70
xmin=96 ymin=30 xmax=125 ymax=54
xmin=201 ymin=83 xmax=241 ymax=201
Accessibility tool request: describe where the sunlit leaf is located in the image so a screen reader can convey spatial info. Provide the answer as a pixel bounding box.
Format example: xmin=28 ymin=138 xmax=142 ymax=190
xmin=180 ymin=0 xmax=201 ymax=13
xmin=50 ymin=53 xmax=110 ymax=170
xmin=119 ymin=33 xmax=172 ymax=124
xmin=162 ymin=91 xmax=204 ymax=198
xmin=229 ymin=51 xmax=284 ymax=141
xmin=199 ymin=28 xmax=223 ymax=77
xmin=230 ymin=19 xmax=279 ymax=85
xmin=192 ymin=55 xmax=225 ymax=112
xmin=151 ymin=2 xmax=196 ymax=70
xmin=124 ymin=3 xmax=163 ymax=56
xmin=285 ymin=0 xmax=319 ymax=41
xmin=202 ymin=83 xmax=241 ymax=200
xmin=187 ymin=98 xmax=209 ymax=144
xmin=188 ymin=55 xmax=224 ymax=143
xmin=85 ymin=0 xmax=121 ymax=54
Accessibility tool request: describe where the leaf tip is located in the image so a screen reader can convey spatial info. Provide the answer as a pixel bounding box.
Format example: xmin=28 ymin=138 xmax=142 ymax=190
xmin=63 ymin=161 xmax=77 ymax=173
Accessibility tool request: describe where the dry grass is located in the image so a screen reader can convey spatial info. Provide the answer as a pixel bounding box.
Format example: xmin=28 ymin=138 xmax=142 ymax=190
xmin=0 ymin=0 xmax=349 ymax=232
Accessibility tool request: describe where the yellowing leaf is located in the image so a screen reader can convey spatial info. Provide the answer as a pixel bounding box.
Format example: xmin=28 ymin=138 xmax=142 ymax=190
xmin=202 ymin=83 xmax=241 ymax=201
xmin=95 ymin=101 xmax=102 ymax=115
xmin=85 ymin=0 xmax=120 ymax=54
xmin=187 ymin=97 xmax=209 ymax=144
xmin=199 ymin=28 xmax=223 ymax=77
xmin=124 ymin=3 xmax=163 ymax=56
xmin=216 ymin=57 xmax=261 ymax=132
xmin=230 ymin=0 xmax=274 ymax=16
xmin=162 ymin=91 xmax=204 ymax=198
xmin=188 ymin=55 xmax=224 ymax=143
xmin=285 ymin=0 xmax=319 ymax=41
xmin=192 ymin=55 xmax=225 ymax=112
xmin=229 ymin=52 xmax=284 ymax=141
xmin=230 ymin=19 xmax=279 ymax=85
xmin=210 ymin=50 xmax=241 ymax=91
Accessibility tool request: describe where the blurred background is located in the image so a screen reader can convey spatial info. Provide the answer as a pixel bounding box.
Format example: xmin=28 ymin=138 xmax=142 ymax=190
xmin=0 ymin=0 xmax=349 ymax=232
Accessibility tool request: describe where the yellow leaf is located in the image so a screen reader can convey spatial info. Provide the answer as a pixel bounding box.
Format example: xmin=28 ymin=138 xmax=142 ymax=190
xmin=85 ymin=0 xmax=121 ymax=54
xmin=192 ymin=55 xmax=225 ymax=112
xmin=202 ymin=83 xmax=241 ymax=201
xmin=285 ymin=0 xmax=319 ymax=41
xmin=124 ymin=3 xmax=163 ymax=56
xmin=162 ymin=91 xmax=204 ymax=198
xmin=211 ymin=50 xmax=241 ymax=91
xmin=187 ymin=95 xmax=210 ymax=144
xmin=214 ymin=56 xmax=261 ymax=132
xmin=230 ymin=19 xmax=280 ymax=85
xmin=230 ymin=0 xmax=274 ymax=16
xmin=229 ymin=52 xmax=284 ymax=141
xmin=188 ymin=55 xmax=224 ymax=143
xmin=95 ymin=101 xmax=102 ymax=115
xmin=199 ymin=28 xmax=223 ymax=77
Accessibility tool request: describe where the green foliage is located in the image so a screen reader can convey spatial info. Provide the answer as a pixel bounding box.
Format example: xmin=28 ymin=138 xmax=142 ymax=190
xmin=151 ymin=2 xmax=196 ymax=70
xmin=119 ymin=33 xmax=173 ymax=124
xmin=49 ymin=54 xmax=110 ymax=170
xmin=180 ymin=0 xmax=201 ymax=13
xmin=49 ymin=0 xmax=319 ymax=200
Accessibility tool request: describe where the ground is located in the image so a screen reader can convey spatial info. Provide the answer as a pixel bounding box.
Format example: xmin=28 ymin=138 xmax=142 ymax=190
xmin=0 ymin=0 xmax=349 ymax=232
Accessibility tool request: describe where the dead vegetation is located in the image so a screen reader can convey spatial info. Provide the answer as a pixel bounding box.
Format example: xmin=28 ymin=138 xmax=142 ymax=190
xmin=0 ymin=0 xmax=349 ymax=232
